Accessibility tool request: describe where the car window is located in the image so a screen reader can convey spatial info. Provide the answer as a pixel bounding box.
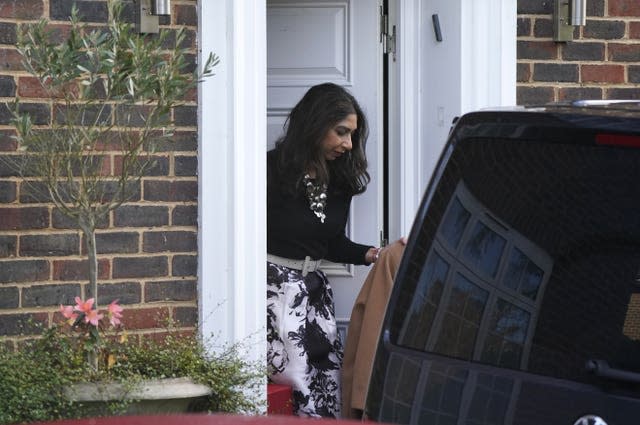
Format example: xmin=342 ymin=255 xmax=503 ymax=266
xmin=389 ymin=136 xmax=640 ymax=383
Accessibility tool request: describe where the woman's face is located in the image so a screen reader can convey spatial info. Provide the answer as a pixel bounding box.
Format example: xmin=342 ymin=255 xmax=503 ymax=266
xmin=321 ymin=113 xmax=357 ymax=161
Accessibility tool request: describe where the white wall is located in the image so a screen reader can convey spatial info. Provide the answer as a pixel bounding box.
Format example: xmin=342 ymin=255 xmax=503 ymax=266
xmin=418 ymin=0 xmax=516 ymax=191
xmin=419 ymin=0 xmax=464 ymax=194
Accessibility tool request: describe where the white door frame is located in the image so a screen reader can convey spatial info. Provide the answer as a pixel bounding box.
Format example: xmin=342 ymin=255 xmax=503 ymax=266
xmin=198 ymin=0 xmax=267 ymax=362
xmin=389 ymin=0 xmax=423 ymax=240
xmin=197 ymin=0 xmax=515 ymax=407
xmin=388 ymin=0 xmax=516 ymax=240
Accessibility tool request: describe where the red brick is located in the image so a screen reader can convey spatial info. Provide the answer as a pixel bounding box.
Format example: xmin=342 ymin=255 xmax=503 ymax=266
xmin=609 ymin=0 xmax=640 ymax=16
xmin=184 ymin=87 xmax=197 ymax=102
xmin=17 ymin=76 xmax=49 ymax=98
xmin=0 ymin=0 xmax=44 ymax=19
xmin=175 ymin=4 xmax=197 ymax=26
xmin=0 ymin=49 xmax=24 ymax=72
xmin=52 ymin=258 xmax=110 ymax=281
xmin=581 ymin=64 xmax=625 ymax=84
xmin=122 ymin=307 xmax=171 ymax=329
xmin=0 ymin=130 xmax=17 ymax=152
xmin=43 ymin=24 xmax=73 ymax=44
xmin=608 ymin=43 xmax=640 ymax=62
xmin=95 ymin=130 xmax=140 ymax=151
xmin=0 ymin=207 xmax=49 ymax=230
xmin=517 ymin=40 xmax=559 ymax=60
xmin=630 ymin=22 xmax=640 ymax=39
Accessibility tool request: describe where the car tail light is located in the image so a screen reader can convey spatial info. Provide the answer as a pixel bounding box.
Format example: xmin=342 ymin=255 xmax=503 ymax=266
xmin=595 ymin=133 xmax=640 ymax=148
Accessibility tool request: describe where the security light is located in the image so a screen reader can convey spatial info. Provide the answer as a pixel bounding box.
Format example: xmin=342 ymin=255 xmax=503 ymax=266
xmin=152 ymin=0 xmax=170 ymax=16
xmin=553 ymin=0 xmax=587 ymax=41
xmin=137 ymin=0 xmax=171 ymax=34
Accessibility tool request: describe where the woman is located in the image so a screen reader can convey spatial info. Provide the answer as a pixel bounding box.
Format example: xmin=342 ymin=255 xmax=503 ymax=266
xmin=267 ymin=82 xmax=380 ymax=418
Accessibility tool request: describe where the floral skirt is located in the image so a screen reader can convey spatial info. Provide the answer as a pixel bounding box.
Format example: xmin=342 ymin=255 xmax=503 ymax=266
xmin=266 ymin=261 xmax=343 ymax=418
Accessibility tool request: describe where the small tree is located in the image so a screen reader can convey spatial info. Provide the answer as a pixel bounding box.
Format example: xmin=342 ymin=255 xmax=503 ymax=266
xmin=9 ymin=0 xmax=218 ymax=308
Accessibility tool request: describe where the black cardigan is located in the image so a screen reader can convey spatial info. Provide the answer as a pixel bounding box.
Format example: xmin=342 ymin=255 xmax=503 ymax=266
xmin=267 ymin=149 xmax=371 ymax=264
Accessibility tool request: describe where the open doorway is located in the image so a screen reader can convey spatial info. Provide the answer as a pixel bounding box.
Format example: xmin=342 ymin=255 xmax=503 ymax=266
xmin=266 ymin=0 xmax=386 ymax=331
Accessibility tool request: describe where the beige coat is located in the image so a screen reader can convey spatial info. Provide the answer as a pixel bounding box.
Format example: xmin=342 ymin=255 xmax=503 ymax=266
xmin=341 ymin=240 xmax=405 ymax=419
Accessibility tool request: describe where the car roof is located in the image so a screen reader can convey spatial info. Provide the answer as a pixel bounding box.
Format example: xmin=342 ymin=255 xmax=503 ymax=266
xmin=452 ymin=100 xmax=640 ymax=142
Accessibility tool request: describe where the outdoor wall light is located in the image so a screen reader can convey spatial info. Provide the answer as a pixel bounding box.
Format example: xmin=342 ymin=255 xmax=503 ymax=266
xmin=152 ymin=0 xmax=171 ymax=16
xmin=570 ymin=0 xmax=587 ymax=25
xmin=137 ymin=0 xmax=171 ymax=34
xmin=553 ymin=0 xmax=587 ymax=42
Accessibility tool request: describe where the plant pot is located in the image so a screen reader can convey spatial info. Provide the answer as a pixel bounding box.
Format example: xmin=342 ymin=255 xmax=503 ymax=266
xmin=65 ymin=377 xmax=212 ymax=415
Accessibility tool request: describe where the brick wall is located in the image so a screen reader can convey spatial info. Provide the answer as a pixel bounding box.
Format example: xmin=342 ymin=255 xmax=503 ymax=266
xmin=0 ymin=0 xmax=200 ymax=346
xmin=518 ymin=0 xmax=640 ymax=104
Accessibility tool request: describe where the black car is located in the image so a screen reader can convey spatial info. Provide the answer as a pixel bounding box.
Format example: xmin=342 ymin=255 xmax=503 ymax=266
xmin=366 ymin=102 xmax=640 ymax=425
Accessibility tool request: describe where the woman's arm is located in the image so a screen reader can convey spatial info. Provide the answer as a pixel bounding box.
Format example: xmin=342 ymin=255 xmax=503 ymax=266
xmin=326 ymin=231 xmax=376 ymax=265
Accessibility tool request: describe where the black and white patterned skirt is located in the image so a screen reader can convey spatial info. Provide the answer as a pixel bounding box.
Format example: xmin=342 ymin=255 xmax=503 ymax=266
xmin=266 ymin=261 xmax=343 ymax=418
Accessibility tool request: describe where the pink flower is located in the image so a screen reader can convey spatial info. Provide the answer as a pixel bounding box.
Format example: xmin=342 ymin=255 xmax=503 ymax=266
xmin=84 ymin=309 xmax=104 ymax=327
xmin=107 ymin=300 xmax=123 ymax=326
xmin=74 ymin=297 xmax=95 ymax=314
xmin=59 ymin=304 xmax=78 ymax=324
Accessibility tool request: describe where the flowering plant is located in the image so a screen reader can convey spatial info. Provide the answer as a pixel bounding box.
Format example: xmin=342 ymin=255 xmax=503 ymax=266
xmin=1 ymin=300 xmax=264 ymax=423
xmin=59 ymin=297 xmax=125 ymax=372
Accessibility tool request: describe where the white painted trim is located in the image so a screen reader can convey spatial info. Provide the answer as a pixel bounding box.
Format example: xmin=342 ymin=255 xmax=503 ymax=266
xmin=398 ymin=0 xmax=422 ymax=237
xmin=500 ymin=0 xmax=517 ymax=106
xmin=231 ymin=0 xmax=267 ymax=352
xmin=198 ymin=0 xmax=267 ymax=397
xmin=199 ymin=0 xmax=231 ymax=343
xmin=461 ymin=0 xmax=516 ymax=113
xmin=413 ymin=0 xmax=517 ymax=222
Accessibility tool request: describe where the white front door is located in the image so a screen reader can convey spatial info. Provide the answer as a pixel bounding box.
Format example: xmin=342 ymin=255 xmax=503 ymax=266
xmin=266 ymin=0 xmax=384 ymax=333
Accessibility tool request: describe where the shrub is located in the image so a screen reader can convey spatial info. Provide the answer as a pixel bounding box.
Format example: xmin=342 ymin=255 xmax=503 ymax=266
xmin=0 ymin=323 xmax=264 ymax=424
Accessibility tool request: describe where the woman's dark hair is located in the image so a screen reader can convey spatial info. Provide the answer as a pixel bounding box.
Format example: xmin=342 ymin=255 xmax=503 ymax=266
xmin=274 ymin=82 xmax=370 ymax=196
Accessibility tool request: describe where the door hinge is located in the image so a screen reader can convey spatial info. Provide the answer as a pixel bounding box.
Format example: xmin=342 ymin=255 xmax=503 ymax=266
xmin=380 ymin=230 xmax=388 ymax=248
xmin=379 ymin=6 xmax=396 ymax=61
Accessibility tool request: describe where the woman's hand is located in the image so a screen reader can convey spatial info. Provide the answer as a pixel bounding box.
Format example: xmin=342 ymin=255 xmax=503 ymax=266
xmin=366 ymin=237 xmax=406 ymax=264
xmin=365 ymin=247 xmax=381 ymax=264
